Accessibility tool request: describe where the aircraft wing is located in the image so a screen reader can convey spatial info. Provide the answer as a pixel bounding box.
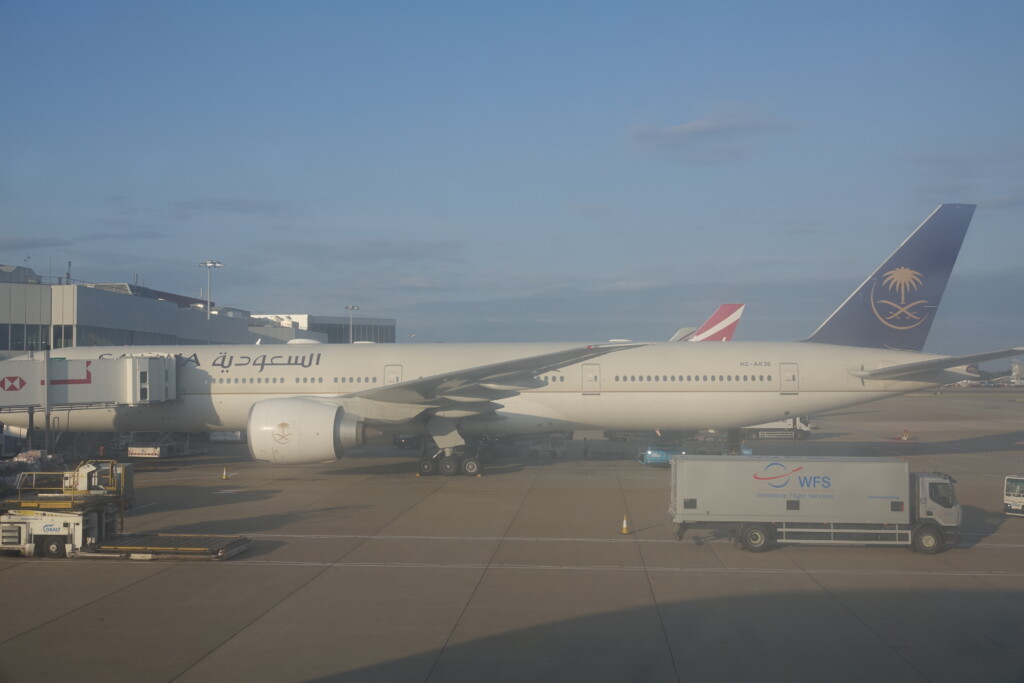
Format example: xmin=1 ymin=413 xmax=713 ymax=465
xmin=347 ymin=342 xmax=644 ymax=407
xmin=849 ymin=348 xmax=1024 ymax=380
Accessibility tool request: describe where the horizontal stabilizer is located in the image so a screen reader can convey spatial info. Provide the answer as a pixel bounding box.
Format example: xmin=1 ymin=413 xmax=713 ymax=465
xmin=849 ymin=348 xmax=1024 ymax=380
xmin=668 ymin=327 xmax=696 ymax=342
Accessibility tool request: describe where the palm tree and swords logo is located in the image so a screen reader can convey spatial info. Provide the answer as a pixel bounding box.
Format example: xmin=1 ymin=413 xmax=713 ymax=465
xmin=870 ymin=266 xmax=930 ymax=330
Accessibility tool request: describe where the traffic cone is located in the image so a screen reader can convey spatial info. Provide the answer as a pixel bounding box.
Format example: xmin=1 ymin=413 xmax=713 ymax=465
xmin=222 ymin=467 xmax=228 ymax=480
xmin=620 ymin=515 xmax=630 ymax=535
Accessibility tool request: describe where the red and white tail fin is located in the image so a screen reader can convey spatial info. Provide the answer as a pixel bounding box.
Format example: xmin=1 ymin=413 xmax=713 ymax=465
xmin=686 ymin=304 xmax=745 ymax=342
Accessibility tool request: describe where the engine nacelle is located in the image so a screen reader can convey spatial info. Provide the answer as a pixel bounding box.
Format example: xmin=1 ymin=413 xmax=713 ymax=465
xmin=246 ymin=397 xmax=365 ymax=464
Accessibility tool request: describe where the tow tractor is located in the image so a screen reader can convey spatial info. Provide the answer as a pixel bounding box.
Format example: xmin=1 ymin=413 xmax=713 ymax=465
xmin=1 ymin=460 xmax=250 ymax=560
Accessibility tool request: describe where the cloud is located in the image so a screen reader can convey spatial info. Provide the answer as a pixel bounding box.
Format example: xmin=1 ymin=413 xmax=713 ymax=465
xmin=631 ymin=110 xmax=798 ymax=164
xmin=589 ymin=280 xmax=662 ymax=293
xmin=0 ymin=237 xmax=74 ymax=249
xmin=909 ymin=146 xmax=1023 ymax=172
xmin=0 ymin=229 xmax=162 ymax=251
xmin=908 ymin=145 xmax=1024 ymax=203
xmin=985 ymin=191 xmax=1024 ymax=210
xmin=567 ymin=203 xmax=612 ymax=219
xmin=87 ymin=228 xmax=165 ymax=241
xmin=171 ymin=197 xmax=297 ymax=221
xmin=255 ymin=236 xmax=465 ymax=266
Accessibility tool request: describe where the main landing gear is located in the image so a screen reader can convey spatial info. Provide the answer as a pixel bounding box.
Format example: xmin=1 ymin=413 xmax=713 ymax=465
xmin=418 ymin=447 xmax=483 ymax=477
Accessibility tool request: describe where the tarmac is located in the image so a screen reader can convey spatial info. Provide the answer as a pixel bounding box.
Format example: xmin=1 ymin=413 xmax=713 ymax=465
xmin=1 ymin=388 xmax=1023 ymax=682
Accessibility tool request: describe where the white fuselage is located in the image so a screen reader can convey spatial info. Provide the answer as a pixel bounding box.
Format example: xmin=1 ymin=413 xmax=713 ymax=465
xmin=3 ymin=341 xmax=965 ymax=436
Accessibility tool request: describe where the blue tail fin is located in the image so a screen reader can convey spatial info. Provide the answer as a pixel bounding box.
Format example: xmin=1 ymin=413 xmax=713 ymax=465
xmin=804 ymin=204 xmax=975 ymax=351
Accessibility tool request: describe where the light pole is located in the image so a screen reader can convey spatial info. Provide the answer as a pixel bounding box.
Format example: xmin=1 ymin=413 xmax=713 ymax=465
xmin=198 ymin=260 xmax=223 ymax=320
xmin=345 ymin=304 xmax=359 ymax=343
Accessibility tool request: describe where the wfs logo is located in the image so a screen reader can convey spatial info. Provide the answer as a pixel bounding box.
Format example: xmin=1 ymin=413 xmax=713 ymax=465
xmin=870 ymin=266 xmax=930 ymax=331
xmin=753 ymin=462 xmax=830 ymax=489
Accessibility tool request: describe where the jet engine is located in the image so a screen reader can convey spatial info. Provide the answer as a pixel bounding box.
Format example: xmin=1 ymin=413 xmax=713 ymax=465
xmin=246 ymin=397 xmax=366 ymax=464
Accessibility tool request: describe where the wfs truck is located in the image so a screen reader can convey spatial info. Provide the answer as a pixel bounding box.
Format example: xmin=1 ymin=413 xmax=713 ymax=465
xmin=669 ymin=455 xmax=961 ymax=554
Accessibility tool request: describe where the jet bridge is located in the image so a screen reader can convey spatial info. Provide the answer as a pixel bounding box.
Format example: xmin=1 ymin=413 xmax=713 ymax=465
xmin=0 ymin=355 xmax=179 ymax=413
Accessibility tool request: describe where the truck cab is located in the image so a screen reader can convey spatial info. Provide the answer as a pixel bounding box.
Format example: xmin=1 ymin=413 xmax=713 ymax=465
xmin=1004 ymin=475 xmax=1024 ymax=516
xmin=915 ymin=472 xmax=961 ymax=539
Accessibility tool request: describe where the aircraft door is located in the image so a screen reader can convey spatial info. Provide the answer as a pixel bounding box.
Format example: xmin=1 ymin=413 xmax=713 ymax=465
xmin=779 ymin=363 xmax=799 ymax=394
xmin=582 ymin=364 xmax=601 ymax=395
xmin=385 ymin=365 xmax=403 ymax=385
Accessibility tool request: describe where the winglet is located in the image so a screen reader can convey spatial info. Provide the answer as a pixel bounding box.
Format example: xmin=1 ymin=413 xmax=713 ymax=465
xmin=804 ymin=204 xmax=976 ymax=351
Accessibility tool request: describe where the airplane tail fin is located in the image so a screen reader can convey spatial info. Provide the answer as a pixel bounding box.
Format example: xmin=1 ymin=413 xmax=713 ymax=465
xmin=681 ymin=303 xmax=745 ymax=342
xmin=804 ymin=204 xmax=975 ymax=351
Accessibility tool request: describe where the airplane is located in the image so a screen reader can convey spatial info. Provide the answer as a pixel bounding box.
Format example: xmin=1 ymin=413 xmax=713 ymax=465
xmin=670 ymin=303 xmax=745 ymax=342
xmin=2 ymin=204 xmax=1021 ymax=476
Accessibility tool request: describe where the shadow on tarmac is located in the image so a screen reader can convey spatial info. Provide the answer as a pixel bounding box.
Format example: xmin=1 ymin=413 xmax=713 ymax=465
xmin=961 ymin=504 xmax=1012 ymax=546
xmin=157 ymin=504 xmax=374 ymax=535
xmin=275 ymin=588 xmax=1024 ymax=683
xmin=123 ymin=484 xmax=282 ymax=514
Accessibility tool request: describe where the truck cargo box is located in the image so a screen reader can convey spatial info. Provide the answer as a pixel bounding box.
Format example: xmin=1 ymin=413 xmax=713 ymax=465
xmin=670 ymin=455 xmax=912 ymax=525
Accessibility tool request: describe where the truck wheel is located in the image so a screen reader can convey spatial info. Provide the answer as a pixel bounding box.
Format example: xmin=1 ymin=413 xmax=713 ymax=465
xmin=739 ymin=524 xmax=774 ymax=552
xmin=42 ymin=537 xmax=67 ymax=559
xmin=418 ymin=459 xmax=437 ymax=476
xmin=794 ymin=430 xmax=806 ymax=441
xmin=913 ymin=526 xmax=944 ymax=554
xmin=461 ymin=457 xmax=481 ymax=476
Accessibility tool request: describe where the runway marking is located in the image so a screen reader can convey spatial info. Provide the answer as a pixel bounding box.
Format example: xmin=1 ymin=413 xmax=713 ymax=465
xmin=225 ymin=558 xmax=1024 ymax=578
xmin=246 ymin=532 xmax=673 ymax=543
xmin=245 ymin=532 xmax=1024 ymax=547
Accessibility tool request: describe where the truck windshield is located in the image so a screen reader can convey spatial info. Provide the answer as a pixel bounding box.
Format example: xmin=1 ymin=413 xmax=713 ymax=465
xmin=929 ymin=482 xmax=956 ymax=509
xmin=1006 ymin=478 xmax=1024 ymax=497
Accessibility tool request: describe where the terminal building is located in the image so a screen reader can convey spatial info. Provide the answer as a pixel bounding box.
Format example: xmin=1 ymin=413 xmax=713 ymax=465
xmin=250 ymin=314 xmax=396 ymax=344
xmin=0 ymin=265 xmax=397 ymax=360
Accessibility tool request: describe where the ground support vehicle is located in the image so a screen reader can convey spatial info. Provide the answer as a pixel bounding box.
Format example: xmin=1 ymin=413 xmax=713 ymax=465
xmin=669 ymin=455 xmax=961 ymax=554
xmin=1004 ymin=475 xmax=1024 ymax=516
xmin=741 ymin=416 xmax=812 ymax=440
xmin=638 ymin=436 xmax=686 ymax=466
xmin=517 ymin=433 xmax=567 ymax=460
xmin=1 ymin=499 xmax=251 ymax=560
xmin=125 ymin=432 xmax=205 ymax=458
xmin=1 ymin=460 xmax=251 ymax=560
xmin=638 ymin=431 xmax=748 ymax=464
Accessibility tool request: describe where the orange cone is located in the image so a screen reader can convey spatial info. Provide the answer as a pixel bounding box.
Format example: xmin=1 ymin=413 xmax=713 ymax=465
xmin=620 ymin=515 xmax=630 ymax=535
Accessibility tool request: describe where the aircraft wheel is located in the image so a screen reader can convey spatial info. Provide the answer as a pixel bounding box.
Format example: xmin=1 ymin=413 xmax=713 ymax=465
xmin=461 ymin=457 xmax=481 ymax=476
xmin=418 ymin=459 xmax=438 ymax=476
xmin=42 ymin=537 xmax=67 ymax=558
xmin=440 ymin=455 xmax=461 ymax=476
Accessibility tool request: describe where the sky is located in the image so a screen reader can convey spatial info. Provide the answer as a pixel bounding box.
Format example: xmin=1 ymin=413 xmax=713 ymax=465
xmin=1 ymin=1 xmax=1022 ymax=358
